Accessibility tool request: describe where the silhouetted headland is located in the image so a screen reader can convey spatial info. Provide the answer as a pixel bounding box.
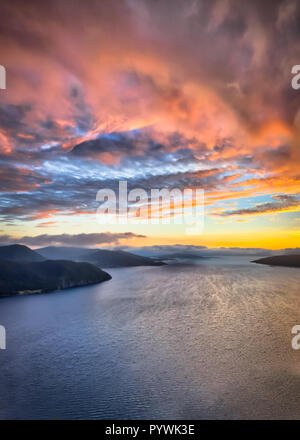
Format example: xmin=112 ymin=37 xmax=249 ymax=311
xmin=252 ymin=254 xmax=300 ymax=268
xmin=0 ymin=258 xmax=111 ymax=297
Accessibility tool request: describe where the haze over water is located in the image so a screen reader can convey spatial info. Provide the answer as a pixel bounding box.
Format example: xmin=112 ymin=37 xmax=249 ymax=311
xmin=1 ymin=257 xmax=300 ymax=419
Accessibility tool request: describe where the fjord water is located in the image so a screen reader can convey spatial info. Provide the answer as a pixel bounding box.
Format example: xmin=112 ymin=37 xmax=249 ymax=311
xmin=1 ymin=257 xmax=300 ymax=419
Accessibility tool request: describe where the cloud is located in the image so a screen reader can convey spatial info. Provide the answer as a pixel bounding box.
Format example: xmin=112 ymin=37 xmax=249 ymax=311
xmin=0 ymin=0 xmax=299 ymax=241
xmin=216 ymin=194 xmax=300 ymax=217
xmin=120 ymin=244 xmax=300 ymax=257
xmin=0 ymin=164 xmax=51 ymax=192
xmin=118 ymin=244 xmax=275 ymax=257
xmin=0 ymin=232 xmax=146 ymax=247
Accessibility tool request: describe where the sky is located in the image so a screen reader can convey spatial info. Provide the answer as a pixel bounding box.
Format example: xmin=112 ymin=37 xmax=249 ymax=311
xmin=0 ymin=0 xmax=299 ymax=250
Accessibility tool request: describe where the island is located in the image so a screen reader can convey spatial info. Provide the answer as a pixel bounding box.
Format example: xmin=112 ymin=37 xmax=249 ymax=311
xmin=252 ymin=254 xmax=300 ymax=268
xmin=0 ymin=259 xmax=111 ymax=297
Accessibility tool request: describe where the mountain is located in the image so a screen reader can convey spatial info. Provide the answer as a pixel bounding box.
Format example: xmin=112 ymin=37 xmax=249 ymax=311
xmin=0 ymin=259 xmax=111 ymax=297
xmin=252 ymin=255 xmax=300 ymax=268
xmin=37 ymin=246 xmax=165 ymax=267
xmin=37 ymin=246 xmax=89 ymax=260
xmin=0 ymin=244 xmax=45 ymax=262
xmin=79 ymin=249 xmax=165 ymax=268
xmin=158 ymin=253 xmax=207 ymax=260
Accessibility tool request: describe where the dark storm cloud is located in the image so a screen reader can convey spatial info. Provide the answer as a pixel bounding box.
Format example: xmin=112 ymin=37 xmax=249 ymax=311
xmin=0 ymin=103 xmax=32 ymax=132
xmin=71 ymin=132 xmax=138 ymax=157
xmin=0 ymin=164 xmax=50 ymax=192
xmin=254 ymin=145 xmax=291 ymax=170
xmin=70 ymin=129 xmax=209 ymax=164
xmin=0 ymin=101 xmax=74 ymax=151
xmin=69 ymin=85 xmax=95 ymax=133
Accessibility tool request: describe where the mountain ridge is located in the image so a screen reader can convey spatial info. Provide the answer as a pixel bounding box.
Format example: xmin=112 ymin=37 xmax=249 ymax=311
xmin=0 ymin=244 xmax=45 ymax=262
xmin=37 ymin=246 xmax=165 ymax=267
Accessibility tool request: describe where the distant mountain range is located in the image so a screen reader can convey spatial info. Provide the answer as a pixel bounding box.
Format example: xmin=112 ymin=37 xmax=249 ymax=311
xmin=253 ymin=255 xmax=300 ymax=268
xmin=79 ymin=249 xmax=164 ymax=267
xmin=37 ymin=246 xmax=165 ymax=267
xmin=158 ymin=253 xmax=207 ymax=260
xmin=36 ymin=246 xmax=90 ymax=260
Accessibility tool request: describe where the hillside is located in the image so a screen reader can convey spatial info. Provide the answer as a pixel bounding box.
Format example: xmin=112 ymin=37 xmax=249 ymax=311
xmin=37 ymin=246 xmax=165 ymax=267
xmin=252 ymin=255 xmax=300 ymax=268
xmin=37 ymin=246 xmax=89 ymax=260
xmin=0 ymin=244 xmax=45 ymax=262
xmin=0 ymin=259 xmax=111 ymax=297
xmin=79 ymin=249 xmax=165 ymax=268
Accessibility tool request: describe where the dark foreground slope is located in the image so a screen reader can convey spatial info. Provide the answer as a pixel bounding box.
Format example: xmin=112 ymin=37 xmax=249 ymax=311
xmin=0 ymin=244 xmax=45 ymax=262
xmin=0 ymin=259 xmax=111 ymax=297
xmin=252 ymin=254 xmax=300 ymax=268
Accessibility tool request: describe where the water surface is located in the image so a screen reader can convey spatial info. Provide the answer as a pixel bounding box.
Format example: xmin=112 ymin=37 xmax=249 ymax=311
xmin=1 ymin=257 xmax=300 ymax=419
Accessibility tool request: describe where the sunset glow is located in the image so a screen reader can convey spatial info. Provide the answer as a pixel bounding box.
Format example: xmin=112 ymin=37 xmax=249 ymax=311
xmin=0 ymin=0 xmax=299 ymax=250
